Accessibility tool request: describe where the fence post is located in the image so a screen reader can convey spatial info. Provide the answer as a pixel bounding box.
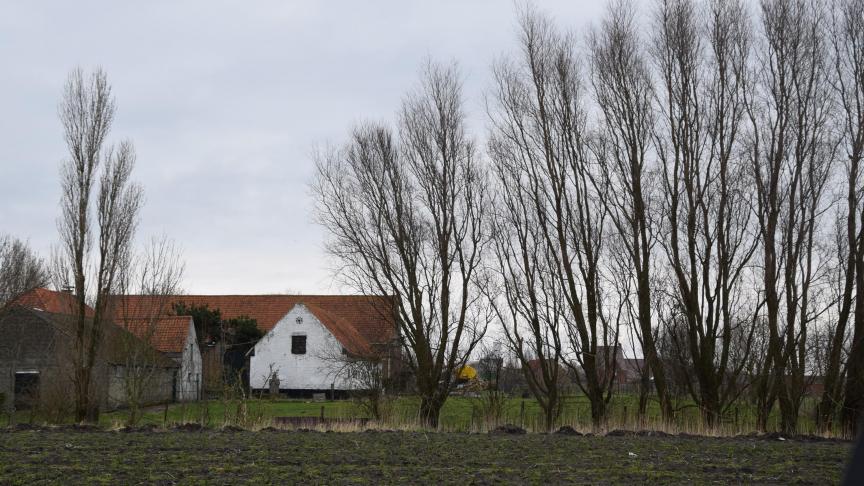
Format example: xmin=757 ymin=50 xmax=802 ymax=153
xmin=320 ymin=405 xmax=325 ymax=421
xmin=520 ymin=400 xmax=526 ymax=428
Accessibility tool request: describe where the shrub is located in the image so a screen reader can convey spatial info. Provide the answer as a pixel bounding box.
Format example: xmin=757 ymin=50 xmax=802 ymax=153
xmin=471 ymin=389 xmax=507 ymax=430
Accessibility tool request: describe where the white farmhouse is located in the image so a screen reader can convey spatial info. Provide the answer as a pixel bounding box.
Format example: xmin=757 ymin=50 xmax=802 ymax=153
xmin=110 ymin=294 xmax=400 ymax=397
xmin=250 ymin=303 xmax=377 ymax=392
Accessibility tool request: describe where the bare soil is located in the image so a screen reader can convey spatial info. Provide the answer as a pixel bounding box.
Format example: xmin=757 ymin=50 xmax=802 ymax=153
xmin=0 ymin=427 xmax=852 ymax=484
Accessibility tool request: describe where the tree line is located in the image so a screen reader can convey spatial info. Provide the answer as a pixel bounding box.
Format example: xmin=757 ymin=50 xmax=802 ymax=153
xmin=313 ymin=0 xmax=864 ymax=435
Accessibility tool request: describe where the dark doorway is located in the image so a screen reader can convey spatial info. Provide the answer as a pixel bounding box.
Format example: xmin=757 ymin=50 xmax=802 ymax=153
xmin=14 ymin=371 xmax=40 ymax=410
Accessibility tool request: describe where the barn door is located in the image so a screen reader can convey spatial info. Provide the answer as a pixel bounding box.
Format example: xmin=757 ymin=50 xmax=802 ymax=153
xmin=14 ymin=371 xmax=40 ymax=410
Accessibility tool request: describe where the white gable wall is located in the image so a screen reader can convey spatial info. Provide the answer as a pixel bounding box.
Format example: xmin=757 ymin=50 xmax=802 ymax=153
xmin=250 ymin=304 xmax=356 ymax=390
xmin=176 ymin=320 xmax=202 ymax=401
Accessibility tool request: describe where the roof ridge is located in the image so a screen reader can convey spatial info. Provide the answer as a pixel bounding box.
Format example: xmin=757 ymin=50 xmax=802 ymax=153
xmin=108 ymin=294 xmax=398 ymax=347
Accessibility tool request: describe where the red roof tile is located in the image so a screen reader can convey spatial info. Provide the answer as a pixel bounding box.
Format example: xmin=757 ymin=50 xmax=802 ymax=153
xmin=1 ymin=306 xmax=177 ymax=368
xmin=115 ymin=316 xmax=193 ymax=354
xmin=108 ymin=294 xmax=397 ymax=355
xmin=10 ymin=289 xmax=187 ymax=361
xmin=304 ymin=303 xmax=372 ymax=356
xmin=12 ymin=288 xmax=94 ymax=316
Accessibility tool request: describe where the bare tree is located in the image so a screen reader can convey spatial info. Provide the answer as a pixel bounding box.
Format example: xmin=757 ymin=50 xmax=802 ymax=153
xmin=743 ymin=0 xmax=836 ymax=433
xmin=312 ymin=62 xmax=489 ymax=428
xmin=110 ymin=236 xmax=184 ymax=425
xmin=54 ymin=67 xmax=143 ymax=422
xmin=822 ymin=0 xmax=864 ymax=436
xmin=469 ymin=341 xmax=507 ymax=428
xmin=650 ymin=0 xmax=758 ymax=426
xmin=320 ymin=347 xmax=393 ymax=421
xmin=0 ymin=235 xmax=48 ymax=309
xmin=486 ymin=7 xmax=619 ymax=430
xmin=589 ymin=0 xmax=674 ymax=421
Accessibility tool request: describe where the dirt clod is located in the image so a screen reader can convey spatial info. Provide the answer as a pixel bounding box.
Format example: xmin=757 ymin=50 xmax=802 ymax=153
xmin=173 ymin=423 xmax=204 ymax=432
xmin=118 ymin=424 xmax=158 ymax=433
xmin=58 ymin=424 xmax=101 ymax=433
xmin=637 ymin=430 xmax=672 ymax=438
xmin=555 ymin=426 xmax=582 ymax=436
xmin=490 ymin=424 xmax=526 ymax=435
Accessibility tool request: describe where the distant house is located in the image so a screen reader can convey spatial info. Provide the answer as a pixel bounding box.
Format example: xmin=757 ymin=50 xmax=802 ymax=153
xmin=804 ymin=375 xmax=825 ymax=396
xmin=593 ymin=345 xmax=647 ymax=386
xmin=116 ymin=316 xmax=202 ymax=401
xmin=109 ymin=294 xmax=401 ymax=397
xmin=523 ymin=358 xmax=571 ymax=394
xmin=0 ymin=306 xmax=177 ymax=412
xmin=620 ymin=358 xmax=647 ymax=384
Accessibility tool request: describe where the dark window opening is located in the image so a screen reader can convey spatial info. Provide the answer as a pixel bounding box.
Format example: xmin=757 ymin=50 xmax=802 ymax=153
xmin=291 ymin=335 xmax=307 ymax=355
xmin=14 ymin=371 xmax=40 ymax=410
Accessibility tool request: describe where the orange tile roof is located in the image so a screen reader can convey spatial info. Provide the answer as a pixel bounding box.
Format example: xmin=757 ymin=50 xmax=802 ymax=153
xmin=108 ymin=294 xmax=397 ymax=356
xmin=11 ymin=289 xmax=189 ymax=360
xmin=12 ymin=288 xmax=94 ymax=316
xmin=1 ymin=306 xmax=177 ymax=368
xmin=115 ymin=316 xmax=193 ymax=354
xmin=304 ymin=303 xmax=372 ymax=356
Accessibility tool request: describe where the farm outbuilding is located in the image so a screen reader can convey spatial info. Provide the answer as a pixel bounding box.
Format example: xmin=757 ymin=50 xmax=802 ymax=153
xmin=5 ymin=288 xmax=204 ymax=406
xmin=116 ymin=316 xmax=202 ymax=401
xmin=0 ymin=306 xmax=177 ymax=413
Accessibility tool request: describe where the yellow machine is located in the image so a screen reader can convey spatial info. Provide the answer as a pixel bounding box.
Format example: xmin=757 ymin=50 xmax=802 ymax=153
xmin=457 ymin=365 xmax=477 ymax=381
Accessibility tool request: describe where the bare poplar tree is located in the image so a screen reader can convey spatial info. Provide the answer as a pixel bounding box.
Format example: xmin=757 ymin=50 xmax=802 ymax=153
xmin=743 ymin=0 xmax=835 ymax=433
xmin=55 ymin=67 xmax=143 ymax=422
xmin=312 ymin=62 xmax=489 ymax=428
xmin=589 ymin=0 xmax=674 ymax=421
xmin=650 ymin=0 xmax=758 ymax=426
xmin=820 ymin=0 xmax=864 ymax=435
xmin=487 ymin=7 xmax=620 ymax=430
xmin=0 ymin=235 xmax=48 ymax=308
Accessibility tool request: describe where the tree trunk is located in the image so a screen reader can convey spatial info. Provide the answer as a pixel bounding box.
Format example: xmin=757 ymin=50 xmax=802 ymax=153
xmin=589 ymin=388 xmax=606 ymax=430
xmin=817 ymin=203 xmax=857 ymax=431
xmin=843 ymin=228 xmax=864 ymax=436
xmin=419 ymin=394 xmax=444 ymax=429
xmin=74 ymin=366 xmax=92 ymax=423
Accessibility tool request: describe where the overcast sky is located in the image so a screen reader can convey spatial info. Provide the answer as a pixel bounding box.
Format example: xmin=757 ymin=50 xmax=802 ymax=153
xmin=0 ymin=1 xmax=609 ymax=295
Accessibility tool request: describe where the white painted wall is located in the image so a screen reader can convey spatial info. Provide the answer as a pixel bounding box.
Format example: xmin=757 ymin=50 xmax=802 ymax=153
xmin=250 ymin=304 xmax=355 ymax=390
xmin=176 ymin=320 xmax=202 ymax=401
